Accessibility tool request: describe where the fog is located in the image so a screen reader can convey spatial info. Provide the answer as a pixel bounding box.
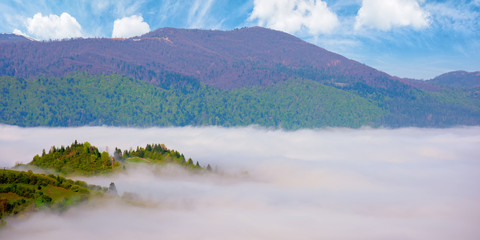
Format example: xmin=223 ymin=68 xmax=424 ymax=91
xmin=1 ymin=125 xmax=480 ymax=239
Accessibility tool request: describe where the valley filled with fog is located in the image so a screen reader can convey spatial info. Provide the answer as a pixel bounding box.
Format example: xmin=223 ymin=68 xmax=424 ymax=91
xmin=1 ymin=125 xmax=479 ymax=240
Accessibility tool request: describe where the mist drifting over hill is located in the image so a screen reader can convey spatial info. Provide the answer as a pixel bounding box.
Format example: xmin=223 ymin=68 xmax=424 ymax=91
xmin=0 ymin=125 xmax=479 ymax=239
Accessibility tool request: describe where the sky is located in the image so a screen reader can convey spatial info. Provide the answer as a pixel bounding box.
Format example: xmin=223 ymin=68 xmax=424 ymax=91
xmin=0 ymin=125 xmax=480 ymax=239
xmin=0 ymin=0 xmax=479 ymax=79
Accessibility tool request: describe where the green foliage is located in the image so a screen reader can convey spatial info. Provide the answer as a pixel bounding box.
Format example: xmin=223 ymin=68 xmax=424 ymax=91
xmin=0 ymin=169 xmax=106 ymax=220
xmin=2 ymin=73 xmax=477 ymax=128
xmin=123 ymin=144 xmax=202 ymax=169
xmin=26 ymin=140 xmax=204 ymax=177
xmin=0 ymin=73 xmax=384 ymax=128
xmin=29 ymin=141 xmax=120 ymax=176
xmin=345 ymin=81 xmax=480 ymax=127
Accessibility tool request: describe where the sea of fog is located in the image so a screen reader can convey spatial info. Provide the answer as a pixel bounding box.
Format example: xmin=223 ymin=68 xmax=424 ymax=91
xmin=0 ymin=125 xmax=479 ymax=240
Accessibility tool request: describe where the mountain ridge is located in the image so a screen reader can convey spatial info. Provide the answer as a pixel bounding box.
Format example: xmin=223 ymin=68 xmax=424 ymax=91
xmin=428 ymin=70 xmax=480 ymax=88
xmin=0 ymin=33 xmax=33 ymax=43
xmin=1 ymin=27 xmax=472 ymax=89
xmin=140 ymin=27 xmax=398 ymax=89
xmin=0 ymin=26 xmax=421 ymax=90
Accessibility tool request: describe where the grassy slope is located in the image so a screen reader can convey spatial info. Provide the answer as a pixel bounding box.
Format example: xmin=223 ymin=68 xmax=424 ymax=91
xmin=0 ymin=169 xmax=105 ymax=222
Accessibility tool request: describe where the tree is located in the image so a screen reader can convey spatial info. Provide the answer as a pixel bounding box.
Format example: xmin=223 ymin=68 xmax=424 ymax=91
xmin=108 ymin=182 xmax=118 ymax=195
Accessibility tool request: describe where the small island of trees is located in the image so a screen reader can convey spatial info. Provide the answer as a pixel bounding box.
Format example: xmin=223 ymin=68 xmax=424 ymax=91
xmin=27 ymin=141 xmax=211 ymax=176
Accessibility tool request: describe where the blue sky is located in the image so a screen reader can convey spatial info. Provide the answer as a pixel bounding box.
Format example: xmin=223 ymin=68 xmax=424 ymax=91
xmin=0 ymin=0 xmax=479 ymax=79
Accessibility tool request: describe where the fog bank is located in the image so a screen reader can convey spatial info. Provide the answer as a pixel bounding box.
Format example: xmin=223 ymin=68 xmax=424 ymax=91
xmin=1 ymin=125 xmax=479 ymax=239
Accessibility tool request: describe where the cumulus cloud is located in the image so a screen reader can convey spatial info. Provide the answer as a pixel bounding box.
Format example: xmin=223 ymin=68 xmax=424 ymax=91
xmin=355 ymin=0 xmax=431 ymax=31
xmin=112 ymin=15 xmax=150 ymax=38
xmin=0 ymin=126 xmax=479 ymax=239
xmin=25 ymin=12 xmax=83 ymax=40
xmin=249 ymin=0 xmax=339 ymax=35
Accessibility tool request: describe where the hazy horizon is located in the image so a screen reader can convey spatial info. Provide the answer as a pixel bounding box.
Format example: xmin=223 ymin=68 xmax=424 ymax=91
xmin=1 ymin=125 xmax=479 ymax=239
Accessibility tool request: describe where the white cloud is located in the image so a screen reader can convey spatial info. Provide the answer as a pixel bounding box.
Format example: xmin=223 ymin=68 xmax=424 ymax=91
xmin=355 ymin=0 xmax=431 ymax=31
xmin=112 ymin=15 xmax=150 ymax=38
xmin=25 ymin=12 xmax=83 ymax=40
xmin=12 ymin=29 xmax=24 ymax=35
xmin=249 ymin=0 xmax=339 ymax=35
xmin=12 ymin=28 xmax=31 ymax=38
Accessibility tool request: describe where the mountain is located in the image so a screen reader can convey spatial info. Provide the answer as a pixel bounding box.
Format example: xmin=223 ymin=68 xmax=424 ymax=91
xmin=0 ymin=33 xmax=33 ymax=43
xmin=429 ymin=71 xmax=480 ymax=88
xmin=0 ymin=27 xmax=416 ymax=90
xmin=139 ymin=27 xmax=400 ymax=89
xmin=0 ymin=27 xmax=479 ymax=128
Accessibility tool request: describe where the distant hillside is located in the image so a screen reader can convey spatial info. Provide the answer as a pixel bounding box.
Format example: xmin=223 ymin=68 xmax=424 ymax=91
xmin=429 ymin=71 xmax=480 ymax=88
xmin=1 ymin=73 xmax=478 ymax=128
xmin=0 ymin=27 xmax=420 ymax=90
xmin=0 ymin=74 xmax=385 ymax=128
xmin=0 ymin=33 xmax=33 ymax=43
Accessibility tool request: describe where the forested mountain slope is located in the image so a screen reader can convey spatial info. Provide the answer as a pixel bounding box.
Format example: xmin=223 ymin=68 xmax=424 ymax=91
xmin=0 ymin=27 xmax=478 ymax=128
xmin=1 ymin=73 xmax=478 ymax=128
xmin=0 ymin=74 xmax=384 ymax=128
